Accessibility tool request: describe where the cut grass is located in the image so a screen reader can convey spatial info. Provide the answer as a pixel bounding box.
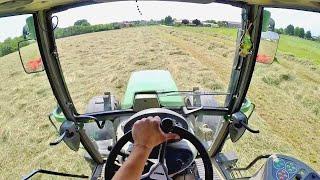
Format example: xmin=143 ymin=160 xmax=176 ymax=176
xmin=0 ymin=26 xmax=319 ymax=179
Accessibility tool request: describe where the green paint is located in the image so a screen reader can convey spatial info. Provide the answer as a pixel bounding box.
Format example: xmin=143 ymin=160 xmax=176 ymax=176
xmin=241 ymin=98 xmax=252 ymax=113
xmin=122 ymin=70 xmax=184 ymax=109
xmin=52 ymin=106 xmax=66 ymax=122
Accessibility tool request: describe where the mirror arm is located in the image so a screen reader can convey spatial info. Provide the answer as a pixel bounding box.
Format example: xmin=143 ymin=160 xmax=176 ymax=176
xmin=239 ymin=120 xmax=259 ymax=133
xmin=47 ymin=113 xmax=59 ymax=134
xmin=49 ymin=131 xmax=66 ymax=146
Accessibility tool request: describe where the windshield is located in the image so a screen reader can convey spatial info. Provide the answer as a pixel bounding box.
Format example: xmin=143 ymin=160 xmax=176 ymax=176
xmin=52 ymin=1 xmax=241 ymax=114
xmin=0 ymin=1 xmax=320 ymax=179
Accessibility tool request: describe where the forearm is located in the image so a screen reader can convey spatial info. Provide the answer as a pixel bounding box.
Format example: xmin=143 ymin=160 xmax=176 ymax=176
xmin=112 ymin=145 xmax=152 ymax=180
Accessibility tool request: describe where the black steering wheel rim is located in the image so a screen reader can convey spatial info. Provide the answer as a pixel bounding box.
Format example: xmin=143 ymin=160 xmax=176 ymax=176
xmin=105 ymin=123 xmax=214 ymax=180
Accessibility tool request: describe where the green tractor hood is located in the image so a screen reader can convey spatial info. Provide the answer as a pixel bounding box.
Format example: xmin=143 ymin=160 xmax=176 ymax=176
xmin=122 ymin=70 xmax=184 ymax=109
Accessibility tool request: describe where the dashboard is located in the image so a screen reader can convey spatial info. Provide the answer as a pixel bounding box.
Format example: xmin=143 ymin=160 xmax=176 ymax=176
xmin=272 ymin=157 xmax=309 ymax=180
xmin=252 ymin=154 xmax=320 ymax=180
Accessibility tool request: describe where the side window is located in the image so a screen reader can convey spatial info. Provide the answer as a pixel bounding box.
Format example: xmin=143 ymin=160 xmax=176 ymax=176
xmin=0 ymin=15 xmax=43 ymax=73
xmin=223 ymin=8 xmax=320 ymax=176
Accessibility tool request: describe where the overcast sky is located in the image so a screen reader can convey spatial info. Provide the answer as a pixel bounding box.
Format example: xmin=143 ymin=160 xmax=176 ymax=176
xmin=1 ymin=1 xmax=320 ymax=42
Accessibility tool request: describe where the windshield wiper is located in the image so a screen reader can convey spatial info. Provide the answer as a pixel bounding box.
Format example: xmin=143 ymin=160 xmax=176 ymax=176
xmin=156 ymin=90 xmax=230 ymax=96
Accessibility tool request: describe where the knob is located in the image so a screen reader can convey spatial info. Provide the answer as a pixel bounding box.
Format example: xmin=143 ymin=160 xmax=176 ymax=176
xmin=161 ymin=118 xmax=174 ymax=133
xmin=294 ymin=174 xmax=302 ymax=180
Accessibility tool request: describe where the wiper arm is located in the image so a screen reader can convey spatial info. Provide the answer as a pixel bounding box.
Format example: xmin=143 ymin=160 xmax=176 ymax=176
xmin=156 ymin=90 xmax=230 ymax=96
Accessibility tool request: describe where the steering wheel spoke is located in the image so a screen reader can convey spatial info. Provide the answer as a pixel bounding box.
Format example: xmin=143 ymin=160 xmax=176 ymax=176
xmin=141 ymin=162 xmax=171 ymax=180
xmin=140 ymin=142 xmax=172 ymax=179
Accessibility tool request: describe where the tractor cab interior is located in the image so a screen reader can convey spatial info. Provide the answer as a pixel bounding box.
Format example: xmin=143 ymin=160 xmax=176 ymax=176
xmin=0 ymin=0 xmax=319 ymax=180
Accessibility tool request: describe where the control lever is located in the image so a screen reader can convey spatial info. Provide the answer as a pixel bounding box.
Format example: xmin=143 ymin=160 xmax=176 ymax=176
xmin=50 ymin=131 xmax=67 ymax=146
xmin=23 ymin=169 xmax=88 ymax=180
xmin=159 ymin=118 xmax=173 ymax=163
xmin=230 ymin=154 xmax=271 ymax=171
xmin=160 ymin=118 xmax=174 ymax=133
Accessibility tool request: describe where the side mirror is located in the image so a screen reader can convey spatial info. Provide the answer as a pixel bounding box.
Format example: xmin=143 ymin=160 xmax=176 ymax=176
xmin=229 ymin=98 xmax=258 ymax=142
xmin=229 ymin=112 xmax=248 ymax=142
xmin=257 ymin=10 xmax=279 ymax=64
xmin=257 ymin=31 xmax=280 ymax=64
xmin=59 ymin=121 xmax=80 ymax=151
xmin=18 ymin=39 xmax=44 ymax=73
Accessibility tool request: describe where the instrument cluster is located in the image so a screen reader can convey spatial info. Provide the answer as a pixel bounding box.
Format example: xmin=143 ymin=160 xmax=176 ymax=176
xmin=272 ymin=157 xmax=317 ymax=180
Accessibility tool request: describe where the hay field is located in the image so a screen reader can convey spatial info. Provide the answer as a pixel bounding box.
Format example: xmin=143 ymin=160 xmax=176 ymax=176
xmin=0 ymin=26 xmax=319 ymax=179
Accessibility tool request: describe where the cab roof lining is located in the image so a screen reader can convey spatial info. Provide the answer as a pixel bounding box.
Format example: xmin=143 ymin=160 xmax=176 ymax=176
xmin=0 ymin=0 xmax=319 ymax=18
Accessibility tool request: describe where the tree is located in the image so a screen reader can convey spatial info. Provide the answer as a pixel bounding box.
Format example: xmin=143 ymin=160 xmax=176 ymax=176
xmin=192 ymin=19 xmax=201 ymax=26
xmin=276 ymin=28 xmax=284 ymax=34
xmin=285 ymin=24 xmax=294 ymax=35
xmin=305 ymin=31 xmax=312 ymax=39
xmin=74 ymin=19 xmax=90 ymax=26
xmin=164 ymin=16 xmax=174 ymax=25
xmin=298 ymin=28 xmax=305 ymax=38
xmin=181 ymin=19 xmax=189 ymax=25
xmin=293 ymin=27 xmax=305 ymax=38
xmin=294 ymin=27 xmax=300 ymax=36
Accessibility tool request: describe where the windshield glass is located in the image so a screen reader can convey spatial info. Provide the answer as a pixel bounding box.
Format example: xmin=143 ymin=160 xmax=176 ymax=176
xmin=53 ymin=1 xmax=241 ymax=114
xmin=223 ymin=8 xmax=320 ymax=174
xmin=0 ymin=2 xmax=320 ymax=179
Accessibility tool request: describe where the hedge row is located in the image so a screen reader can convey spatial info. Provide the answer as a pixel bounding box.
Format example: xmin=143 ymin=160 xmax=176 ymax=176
xmin=0 ymin=21 xmax=158 ymax=57
xmin=54 ymin=23 xmax=121 ymax=39
xmin=0 ymin=36 xmax=27 ymax=57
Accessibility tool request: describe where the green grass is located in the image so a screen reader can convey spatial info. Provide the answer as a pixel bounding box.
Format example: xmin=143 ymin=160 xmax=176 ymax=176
xmin=278 ymin=34 xmax=320 ymax=65
xmin=178 ymin=26 xmax=320 ymax=66
xmin=177 ymin=26 xmax=238 ymax=39
xmin=0 ymin=26 xmax=319 ymax=179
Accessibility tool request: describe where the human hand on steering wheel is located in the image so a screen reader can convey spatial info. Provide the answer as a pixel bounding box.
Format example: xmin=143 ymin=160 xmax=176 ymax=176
xmin=112 ymin=116 xmax=179 ymax=180
xmin=132 ymin=116 xmax=180 ymax=149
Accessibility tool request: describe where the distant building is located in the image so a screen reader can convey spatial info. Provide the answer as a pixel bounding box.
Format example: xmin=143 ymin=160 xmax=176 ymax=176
xmin=261 ymin=31 xmax=280 ymax=41
xmin=202 ymin=22 xmax=212 ymax=27
xmin=202 ymin=22 xmax=219 ymax=27
xmin=226 ymin=21 xmax=241 ymax=28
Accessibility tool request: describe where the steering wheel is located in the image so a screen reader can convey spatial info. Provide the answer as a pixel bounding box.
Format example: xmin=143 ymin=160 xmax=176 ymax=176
xmin=105 ymin=108 xmax=213 ymax=180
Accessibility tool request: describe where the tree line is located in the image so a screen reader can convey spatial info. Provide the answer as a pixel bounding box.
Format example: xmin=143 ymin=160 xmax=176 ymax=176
xmin=276 ymin=24 xmax=314 ymax=40
xmin=54 ymin=20 xmax=120 ymax=39
xmin=162 ymin=15 xmax=231 ymax=27
xmin=0 ymin=19 xmax=158 ymax=57
xmin=0 ymin=16 xmax=235 ymax=58
xmin=1 ymin=18 xmax=319 ymax=58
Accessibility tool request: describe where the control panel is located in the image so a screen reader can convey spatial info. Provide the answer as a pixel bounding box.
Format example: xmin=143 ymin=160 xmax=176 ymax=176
xmin=272 ymin=157 xmax=304 ymax=180
xmin=250 ymin=154 xmax=320 ymax=180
